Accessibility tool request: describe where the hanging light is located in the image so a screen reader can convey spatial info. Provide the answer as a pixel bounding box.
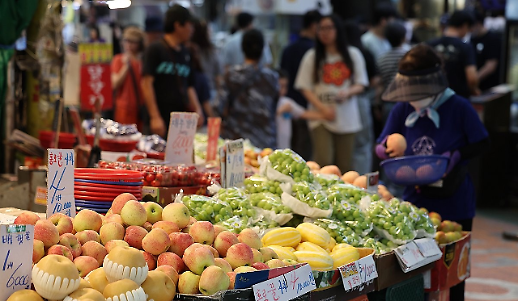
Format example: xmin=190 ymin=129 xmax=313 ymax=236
xmin=107 ymin=0 xmax=131 ymax=9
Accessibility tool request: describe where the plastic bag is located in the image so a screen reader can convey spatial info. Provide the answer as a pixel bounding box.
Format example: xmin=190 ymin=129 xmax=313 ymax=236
xmin=361 ymin=237 xmax=394 ymax=254
xmin=327 ymin=183 xmax=380 ymax=205
xmin=259 ymin=149 xmax=314 ymax=184
xmin=181 ymin=194 xmax=233 ymax=223
xmin=217 ymin=216 xmax=253 ymax=234
xmin=82 ymin=118 xmax=142 ymax=140
xmin=244 ymin=175 xmax=283 ymax=196
xmin=137 ymin=135 xmax=166 ymax=153
xmin=281 ymin=181 xmax=332 ymax=218
xmin=249 ymin=192 xmax=293 ymax=225
xmin=315 ymin=173 xmax=343 ymax=189
xmin=249 ymin=218 xmax=280 ymax=237
xmin=364 ymin=199 xmax=417 ymax=245
xmin=215 ymin=188 xmax=257 ymax=219
xmin=327 ymin=192 xmax=373 ymax=237
xmin=312 ymin=218 xmax=362 ymax=247
xmin=388 ymin=199 xmax=436 ymax=238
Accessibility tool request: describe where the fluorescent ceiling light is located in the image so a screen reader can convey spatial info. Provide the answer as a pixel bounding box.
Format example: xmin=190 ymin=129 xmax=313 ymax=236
xmin=107 ymin=0 xmax=131 ymax=9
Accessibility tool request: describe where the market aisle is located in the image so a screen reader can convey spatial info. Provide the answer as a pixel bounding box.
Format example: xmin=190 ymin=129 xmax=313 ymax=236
xmin=466 ymin=216 xmax=518 ymax=301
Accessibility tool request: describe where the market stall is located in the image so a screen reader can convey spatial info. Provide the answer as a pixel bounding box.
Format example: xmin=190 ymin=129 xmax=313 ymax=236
xmin=0 ymin=115 xmax=471 ymax=301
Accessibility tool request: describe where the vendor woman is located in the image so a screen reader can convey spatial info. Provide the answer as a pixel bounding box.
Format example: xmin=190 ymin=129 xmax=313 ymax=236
xmin=375 ymin=44 xmax=489 ymax=301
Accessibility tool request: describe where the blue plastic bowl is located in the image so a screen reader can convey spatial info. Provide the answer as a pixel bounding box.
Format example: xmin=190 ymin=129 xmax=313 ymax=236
xmin=380 ymin=155 xmax=450 ymax=186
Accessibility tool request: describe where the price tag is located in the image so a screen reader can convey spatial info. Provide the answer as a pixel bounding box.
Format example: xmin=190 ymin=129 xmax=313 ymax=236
xmin=339 ymin=261 xmax=362 ymax=291
xmin=356 ymin=255 xmax=378 ymax=284
xmin=366 ymin=172 xmax=379 ymax=193
xmin=395 ymin=242 xmax=425 ymax=268
xmin=164 ymin=112 xmax=198 ymax=164
xmin=252 ymin=264 xmax=316 ymax=301
xmin=0 ymin=225 xmax=33 ymax=300
xmin=414 ymin=238 xmax=442 ymax=258
xmin=34 ymin=186 xmax=47 ymax=206
xmin=206 ymin=117 xmax=221 ymax=162
xmin=47 ymin=149 xmax=76 ymax=218
xmin=224 ymin=139 xmax=244 ymax=188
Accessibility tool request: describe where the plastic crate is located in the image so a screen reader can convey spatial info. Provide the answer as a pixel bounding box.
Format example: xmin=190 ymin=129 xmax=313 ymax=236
xmin=369 ymin=274 xmax=424 ymax=301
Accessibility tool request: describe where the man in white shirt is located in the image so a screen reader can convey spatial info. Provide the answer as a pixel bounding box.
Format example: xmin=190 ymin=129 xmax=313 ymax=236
xmin=361 ymin=3 xmax=398 ymax=59
xmin=222 ymin=12 xmax=272 ymax=70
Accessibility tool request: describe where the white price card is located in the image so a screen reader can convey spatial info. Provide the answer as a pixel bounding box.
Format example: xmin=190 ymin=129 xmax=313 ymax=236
xmin=0 ymin=225 xmax=34 ymax=301
xmin=253 ymin=264 xmax=316 ymax=301
xmin=395 ymin=242 xmax=425 ymax=268
xmin=338 ymin=254 xmax=378 ymax=292
xmin=414 ymin=238 xmax=442 ymax=258
xmin=164 ymin=112 xmax=199 ymax=164
xmin=47 ymin=149 xmax=76 ymax=218
xmin=366 ymin=172 xmax=379 ymax=194
xmin=356 ymin=255 xmax=378 ymax=284
xmin=224 ymin=139 xmax=244 ymax=188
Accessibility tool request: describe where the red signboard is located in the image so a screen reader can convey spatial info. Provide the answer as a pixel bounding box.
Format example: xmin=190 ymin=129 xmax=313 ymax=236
xmin=80 ymin=64 xmax=112 ymax=111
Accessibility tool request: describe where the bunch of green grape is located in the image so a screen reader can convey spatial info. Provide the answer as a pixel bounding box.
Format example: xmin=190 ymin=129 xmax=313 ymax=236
xmin=284 ymin=214 xmax=305 ymax=228
xmin=244 ymin=176 xmax=284 ymax=196
xmin=182 ymin=195 xmax=233 ymax=223
xmin=362 ymin=238 xmax=393 ymax=254
xmin=366 ymin=200 xmax=416 ymax=242
xmin=268 ymin=149 xmax=314 ymax=183
xmin=330 ymin=200 xmax=372 ymax=235
xmin=216 ymin=188 xmax=256 ymax=219
xmin=217 ymin=216 xmax=252 ymax=234
xmin=292 ymin=182 xmax=331 ymax=210
xmin=315 ymin=174 xmax=343 ymax=189
xmin=250 ymin=219 xmax=279 ymax=233
xmin=249 ymin=192 xmax=292 ymax=214
xmin=313 ymin=219 xmax=362 ymax=247
xmin=327 ymin=184 xmax=379 ymax=205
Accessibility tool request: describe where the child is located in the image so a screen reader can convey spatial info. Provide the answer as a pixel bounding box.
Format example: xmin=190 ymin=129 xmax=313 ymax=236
xmin=276 ymin=70 xmax=324 ymax=149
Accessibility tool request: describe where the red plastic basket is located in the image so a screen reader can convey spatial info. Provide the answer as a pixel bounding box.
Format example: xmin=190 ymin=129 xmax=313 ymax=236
xmin=39 ymin=131 xmax=77 ymax=149
xmin=86 ymin=135 xmax=138 ymax=152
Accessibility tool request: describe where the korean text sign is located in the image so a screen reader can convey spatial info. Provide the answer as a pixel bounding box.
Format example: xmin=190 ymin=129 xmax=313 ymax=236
xmin=47 ymin=149 xmax=76 ymax=218
xmin=0 ymin=225 xmax=34 ymax=301
xmin=165 ymin=112 xmax=199 ymax=164
xmin=224 ymin=139 xmax=244 ymax=188
xmin=338 ymin=254 xmax=378 ymax=292
xmin=79 ymin=43 xmax=113 ymax=111
xmin=252 ymin=264 xmax=316 ymax=301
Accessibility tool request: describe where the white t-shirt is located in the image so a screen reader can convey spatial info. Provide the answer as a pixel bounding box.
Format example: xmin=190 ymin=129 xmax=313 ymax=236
xmin=276 ymin=96 xmax=305 ymax=149
xmin=295 ymin=47 xmax=369 ymax=134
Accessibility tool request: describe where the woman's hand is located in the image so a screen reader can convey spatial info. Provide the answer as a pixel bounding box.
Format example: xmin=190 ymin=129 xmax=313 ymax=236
xmin=150 ymin=116 xmax=166 ymax=138
xmin=385 ymin=144 xmax=405 ymax=158
xmin=322 ymin=107 xmax=336 ymax=121
xmin=336 ymin=90 xmax=350 ymax=103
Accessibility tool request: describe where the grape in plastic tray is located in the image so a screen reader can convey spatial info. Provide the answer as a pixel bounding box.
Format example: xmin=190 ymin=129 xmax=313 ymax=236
xmin=328 ymin=192 xmax=373 ymax=236
xmin=182 ymin=195 xmax=233 ymax=223
xmin=267 ymin=149 xmax=315 ymax=183
xmin=327 ymin=183 xmax=380 ymax=204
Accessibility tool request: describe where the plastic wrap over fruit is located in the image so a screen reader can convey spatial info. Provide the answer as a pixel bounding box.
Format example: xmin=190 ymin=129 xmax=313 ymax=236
xmin=327 ymin=183 xmax=380 ymax=205
xmin=215 ymin=187 xmax=257 ymax=220
xmin=137 ymin=134 xmax=166 ymax=153
xmin=364 ymin=199 xmax=417 ymax=245
xmin=280 ymin=181 xmax=333 ymax=218
xmin=315 ymin=173 xmax=344 ymax=189
xmin=259 ymin=149 xmax=314 ymax=184
xmin=311 ymin=218 xmax=362 ymax=247
xmin=249 ymin=219 xmax=280 ymax=237
xmin=182 ymin=194 xmax=233 ymax=223
xmin=244 ymin=176 xmax=284 ymax=196
xmin=387 ymin=199 xmax=436 ymax=238
xmin=249 ymin=192 xmax=293 ymax=225
xmin=361 ymin=237 xmax=394 ymax=254
xmin=82 ymin=118 xmax=142 ymax=140
xmin=217 ymin=216 xmax=254 ymax=233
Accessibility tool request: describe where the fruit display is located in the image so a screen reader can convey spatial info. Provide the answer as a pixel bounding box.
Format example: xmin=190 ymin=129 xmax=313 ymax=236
xmin=313 ymin=219 xmax=362 ymax=247
xmin=365 ymin=200 xmax=417 ymax=244
xmin=244 ymin=175 xmax=284 ymax=196
xmin=249 ymin=192 xmax=293 ymax=225
xmin=182 ymin=195 xmax=233 ymax=223
xmin=327 ymin=183 xmax=379 ymax=205
xmin=244 ymin=148 xmax=273 ymax=168
xmin=266 ymin=149 xmax=315 ymax=183
xmin=362 ymin=237 xmax=394 ymax=254
xmin=314 ymin=173 xmax=344 ymax=188
xmin=430 ymin=212 xmax=464 ymax=244
xmin=291 ymin=182 xmax=331 ymax=210
xmin=215 ymin=188 xmax=257 ymax=219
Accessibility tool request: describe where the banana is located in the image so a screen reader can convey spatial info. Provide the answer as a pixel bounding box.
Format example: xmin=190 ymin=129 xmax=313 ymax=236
xmin=296 ymin=223 xmax=331 ymax=248
xmin=262 ymin=227 xmax=301 ymax=248
xmin=294 ymin=251 xmax=334 ymax=271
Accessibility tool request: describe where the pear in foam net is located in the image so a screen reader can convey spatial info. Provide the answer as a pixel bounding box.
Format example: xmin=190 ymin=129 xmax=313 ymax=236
xmin=103 ymin=279 xmax=147 ymax=301
xmin=85 ymin=267 xmax=109 ymax=293
xmin=63 ymin=288 xmax=105 ymax=301
xmin=103 ymin=246 xmax=148 ymax=285
xmin=32 ymin=255 xmax=81 ymax=300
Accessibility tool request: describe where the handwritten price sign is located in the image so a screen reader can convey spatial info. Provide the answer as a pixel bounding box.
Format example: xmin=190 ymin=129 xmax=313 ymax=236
xmin=338 ymin=255 xmax=378 ymax=292
xmin=395 ymin=239 xmax=441 ymax=272
xmin=224 ymin=139 xmax=244 ymax=188
xmin=206 ymin=117 xmax=221 ymax=162
xmin=47 ymin=149 xmax=75 ymax=218
xmin=253 ymin=264 xmax=316 ymax=301
xmin=0 ymin=225 xmax=33 ymax=301
xmin=165 ymin=112 xmax=198 ymax=164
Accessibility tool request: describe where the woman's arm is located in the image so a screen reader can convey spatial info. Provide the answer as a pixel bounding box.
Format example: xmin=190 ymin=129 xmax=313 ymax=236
xmin=112 ymin=55 xmax=130 ymax=90
xmin=300 ymin=89 xmax=335 ymax=121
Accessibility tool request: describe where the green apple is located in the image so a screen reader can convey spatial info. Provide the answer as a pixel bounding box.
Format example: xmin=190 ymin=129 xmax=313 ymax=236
xmin=143 ymin=202 xmax=163 ymax=224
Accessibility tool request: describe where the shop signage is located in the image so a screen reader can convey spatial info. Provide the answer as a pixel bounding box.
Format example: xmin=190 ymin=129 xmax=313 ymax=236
xmin=395 ymin=238 xmax=442 ymax=272
xmin=338 ymin=254 xmax=378 ymax=292
xmin=252 ymin=263 xmax=316 ymax=301
xmin=206 ymin=117 xmax=221 ymax=162
xmin=221 ymin=139 xmax=244 ymax=188
xmin=46 ymin=149 xmax=76 ymax=218
xmin=79 ymin=43 xmax=113 ymax=111
xmin=165 ymin=112 xmax=198 ymax=164
xmin=0 ymin=224 xmax=34 ymax=301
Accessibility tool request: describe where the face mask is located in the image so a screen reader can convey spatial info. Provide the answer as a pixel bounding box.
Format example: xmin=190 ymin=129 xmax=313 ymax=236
xmin=410 ymin=96 xmax=435 ymax=111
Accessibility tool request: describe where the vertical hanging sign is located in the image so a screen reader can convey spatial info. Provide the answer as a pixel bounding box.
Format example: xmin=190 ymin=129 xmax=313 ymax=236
xmin=164 ymin=112 xmax=199 ymax=164
xmin=47 ymin=149 xmax=76 ymax=218
xmin=206 ymin=117 xmax=221 ymax=162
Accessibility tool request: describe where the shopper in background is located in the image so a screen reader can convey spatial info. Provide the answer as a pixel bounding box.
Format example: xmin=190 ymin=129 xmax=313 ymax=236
xmin=361 ymin=3 xmax=398 ymax=59
xmin=471 ymin=10 xmax=502 ymax=91
xmin=141 ymin=4 xmax=204 ymax=138
xmin=221 ymin=12 xmax=272 ymax=70
xmin=188 ymin=43 xmax=216 ymax=124
xmin=89 ymin=25 xmax=105 ymax=43
xmin=377 ymin=22 xmax=408 ymax=122
xmin=144 ymin=16 xmax=163 ymax=47
xmin=296 ymin=15 xmax=369 ymax=173
xmin=191 ymin=19 xmax=222 ymax=99
xmin=375 ymin=44 xmax=489 ymax=301
xmin=279 ymin=9 xmax=322 ymax=160
xmin=344 ymin=20 xmax=378 ymax=174
xmin=219 ymin=29 xmax=278 ymax=149
xmin=111 ymin=27 xmax=145 ymax=130
xmin=428 ymin=10 xmax=479 ymax=98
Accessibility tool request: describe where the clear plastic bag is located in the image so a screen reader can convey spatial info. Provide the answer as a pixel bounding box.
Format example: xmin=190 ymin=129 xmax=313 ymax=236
xmin=244 ymin=175 xmax=283 ymax=196
xmin=328 ymin=193 xmax=373 ymax=237
xmin=361 ymin=237 xmax=394 ymax=254
xmin=82 ymin=118 xmax=142 ymax=140
xmin=312 ymin=218 xmax=362 ymax=247
xmin=181 ymin=194 xmax=233 ymax=223
xmin=388 ymin=199 xmax=436 ymax=238
xmin=215 ymin=188 xmax=257 ymax=219
xmin=315 ymin=173 xmax=343 ymax=189
xmin=281 ymin=182 xmax=333 ymax=218
xmin=217 ymin=216 xmax=253 ymax=234
xmin=249 ymin=192 xmax=293 ymax=225
xmin=137 ymin=134 xmax=166 ymax=153
xmin=364 ymin=199 xmax=417 ymax=245
xmin=327 ymin=183 xmax=380 ymax=205
xmin=259 ymin=149 xmax=314 ymax=184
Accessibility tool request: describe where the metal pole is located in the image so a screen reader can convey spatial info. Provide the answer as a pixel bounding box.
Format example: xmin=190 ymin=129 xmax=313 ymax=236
xmin=4 ymin=56 xmax=15 ymax=174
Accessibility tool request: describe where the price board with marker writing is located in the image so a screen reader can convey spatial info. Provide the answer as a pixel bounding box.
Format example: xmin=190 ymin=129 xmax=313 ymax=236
xmin=0 ymin=225 xmax=33 ymax=301
xmin=338 ymin=252 xmax=378 ymax=292
xmin=252 ymin=264 xmax=315 ymax=301
xmin=395 ymin=238 xmax=442 ymax=273
xmin=47 ymin=149 xmax=76 ymax=218
xmin=165 ymin=112 xmax=198 ymax=164
xmin=223 ymin=139 xmax=245 ymax=188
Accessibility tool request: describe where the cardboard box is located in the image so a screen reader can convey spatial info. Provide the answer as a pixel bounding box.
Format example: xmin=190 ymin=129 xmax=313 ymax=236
xmin=424 ymin=232 xmax=471 ymax=292
xmin=374 ymin=250 xmax=435 ymax=290
xmin=142 ymin=186 xmax=208 ymax=206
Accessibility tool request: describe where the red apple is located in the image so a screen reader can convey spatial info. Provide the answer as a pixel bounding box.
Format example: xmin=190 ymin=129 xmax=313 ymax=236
xmin=142 ymin=228 xmax=171 ymax=255
xmin=34 ymin=219 xmax=59 ymax=248
xmin=74 ymin=256 xmax=100 ymax=277
xmin=153 ymin=221 xmax=180 ymax=235
xmin=252 ymin=262 xmax=269 ymax=270
xmin=225 ymin=243 xmax=254 ymax=269
xmin=141 ymin=251 xmax=157 ymax=270
xmin=14 ymin=211 xmax=40 ymax=225
xmin=48 ymin=213 xmax=74 ymax=235
xmin=124 ymin=225 xmax=148 ymax=249
xmin=168 ymin=232 xmax=194 ymax=257
xmin=214 ymin=231 xmax=239 ymax=257
xmin=156 ymin=265 xmax=179 ymax=286
xmin=75 ymin=230 xmax=100 ymax=245
xmin=47 ymin=244 xmax=73 ymax=261
xmin=157 ymin=252 xmax=185 ymax=273
xmin=81 ymin=241 xmax=107 ymax=266
xmin=59 ymin=233 xmax=82 ymax=258
xmin=104 ymin=240 xmax=129 ymax=253
xmin=32 ymin=239 xmax=45 ymax=263
xmin=73 ymin=209 xmax=102 ymax=232
xmin=189 ymin=221 xmax=215 ymax=245
xmin=111 ymin=193 xmax=137 ymax=214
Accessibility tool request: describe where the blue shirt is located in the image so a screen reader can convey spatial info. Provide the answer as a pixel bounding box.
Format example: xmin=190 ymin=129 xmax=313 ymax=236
xmin=280 ymin=37 xmax=314 ymax=107
xmin=378 ymin=94 xmax=488 ymax=220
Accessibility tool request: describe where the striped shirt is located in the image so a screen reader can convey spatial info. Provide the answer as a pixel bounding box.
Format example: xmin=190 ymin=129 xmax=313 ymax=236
xmin=377 ymin=47 xmax=408 ymax=89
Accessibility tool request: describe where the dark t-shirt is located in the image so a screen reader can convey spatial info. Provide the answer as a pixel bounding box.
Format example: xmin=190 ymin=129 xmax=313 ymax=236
xmin=193 ymin=71 xmax=211 ymax=124
xmin=142 ymin=40 xmax=195 ymax=128
xmin=471 ymin=31 xmax=502 ymax=91
xmin=280 ymin=37 xmax=314 ymax=108
xmin=428 ymin=37 xmax=476 ymax=98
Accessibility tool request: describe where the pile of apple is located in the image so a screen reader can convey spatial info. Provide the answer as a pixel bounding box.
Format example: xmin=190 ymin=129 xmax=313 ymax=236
xmin=430 ymin=212 xmax=464 ymax=244
xmin=244 ymin=148 xmax=273 ymax=168
xmin=14 ymin=193 xmax=303 ymax=297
